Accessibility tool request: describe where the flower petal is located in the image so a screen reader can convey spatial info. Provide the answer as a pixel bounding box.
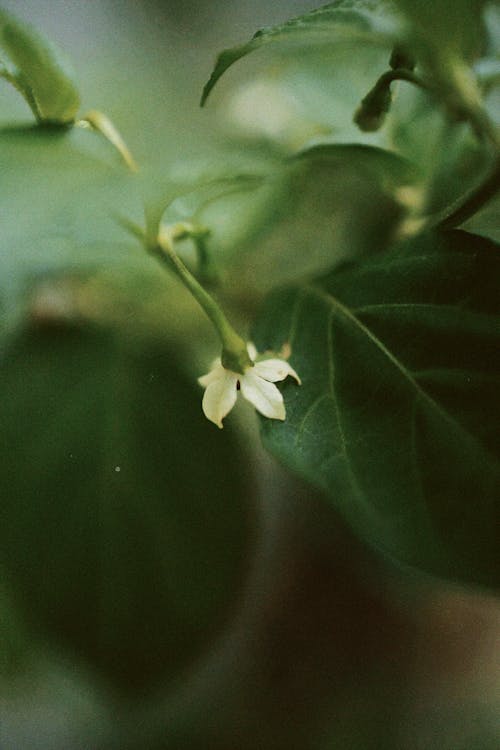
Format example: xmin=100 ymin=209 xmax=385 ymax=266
xmin=253 ymin=358 xmax=301 ymax=384
xmin=198 ymin=360 xmax=224 ymax=387
xmin=246 ymin=342 xmax=258 ymax=361
xmin=240 ymin=371 xmax=286 ymax=421
xmin=201 ymin=370 xmax=238 ymax=428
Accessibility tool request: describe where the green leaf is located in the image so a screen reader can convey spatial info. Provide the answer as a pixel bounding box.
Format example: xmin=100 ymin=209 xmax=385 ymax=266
xmin=253 ymin=230 xmax=500 ymax=590
xmin=201 ymin=1 xmax=399 ymax=106
xmin=0 ymin=322 xmax=253 ymax=693
xmin=142 ymin=172 xmax=266 ymax=246
xmin=0 ymin=8 xmax=80 ymax=124
xmin=220 ymin=143 xmax=419 ymax=294
xmin=286 ymin=141 xmax=418 ymax=256
xmin=389 ymin=89 xmax=493 ymax=215
xmin=0 ymin=570 xmax=33 ymax=677
xmin=394 ymin=0 xmax=488 ymax=61
xmin=392 ymin=3 xmax=492 ymax=138
xmin=292 ymin=142 xmax=417 ymax=183
xmin=465 ymin=191 xmax=500 ymax=243
xmin=0 ymin=125 xmax=142 ymax=315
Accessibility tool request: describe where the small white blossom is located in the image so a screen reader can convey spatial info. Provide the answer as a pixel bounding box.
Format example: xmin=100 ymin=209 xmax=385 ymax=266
xmin=198 ymin=343 xmax=301 ymax=429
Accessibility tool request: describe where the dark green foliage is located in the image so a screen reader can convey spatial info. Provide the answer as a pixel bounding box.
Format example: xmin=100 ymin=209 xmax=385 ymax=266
xmin=0 ymin=321 xmax=253 ymax=693
xmin=253 ymin=230 xmax=500 ymax=589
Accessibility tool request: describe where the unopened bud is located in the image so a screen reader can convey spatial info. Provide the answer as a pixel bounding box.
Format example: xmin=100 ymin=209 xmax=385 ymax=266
xmin=354 ymin=80 xmax=392 ymax=132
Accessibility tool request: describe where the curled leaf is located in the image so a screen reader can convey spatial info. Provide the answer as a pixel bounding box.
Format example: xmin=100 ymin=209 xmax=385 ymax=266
xmin=201 ymin=1 xmax=399 ymax=106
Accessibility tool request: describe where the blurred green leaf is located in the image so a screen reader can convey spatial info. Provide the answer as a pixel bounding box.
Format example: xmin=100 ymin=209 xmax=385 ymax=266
xmin=0 ymin=125 xmax=142 ymax=315
xmin=393 ymin=1 xmax=492 ymax=134
xmin=464 ymin=191 xmax=500 ymax=241
xmin=394 ymin=0 xmax=488 ymax=61
xmin=1 ymin=125 xmax=137 ymax=230
xmin=293 ymin=141 xmax=417 ymax=182
xmin=0 ymin=321 xmax=253 ymax=693
xmin=0 ymin=8 xmax=80 ymax=123
xmin=389 ymin=89 xmax=493 ymax=215
xmin=219 ymin=142 xmax=417 ymax=295
xmin=142 ymin=172 xmax=266 ymax=246
xmin=253 ymin=229 xmax=500 ymax=590
xmin=284 ymin=141 xmax=417 ymax=256
xmin=0 ymin=570 xmax=33 ymax=678
xmin=219 ymin=42 xmax=393 ymax=149
xmin=201 ymin=1 xmax=399 ymax=106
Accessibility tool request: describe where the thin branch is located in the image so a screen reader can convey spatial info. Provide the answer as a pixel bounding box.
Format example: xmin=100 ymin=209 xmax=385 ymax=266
xmin=433 ymin=157 xmax=500 ymax=230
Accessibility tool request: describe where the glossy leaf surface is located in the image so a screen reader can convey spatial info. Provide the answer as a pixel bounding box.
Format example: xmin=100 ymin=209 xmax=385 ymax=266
xmin=253 ymin=230 xmax=500 ymax=589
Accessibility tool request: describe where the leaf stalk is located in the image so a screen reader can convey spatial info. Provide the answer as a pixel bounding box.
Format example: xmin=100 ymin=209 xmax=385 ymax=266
xmin=154 ymin=231 xmax=251 ymax=373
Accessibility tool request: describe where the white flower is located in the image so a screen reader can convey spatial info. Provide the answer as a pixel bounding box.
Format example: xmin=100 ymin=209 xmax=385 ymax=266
xmin=198 ymin=343 xmax=301 ymax=429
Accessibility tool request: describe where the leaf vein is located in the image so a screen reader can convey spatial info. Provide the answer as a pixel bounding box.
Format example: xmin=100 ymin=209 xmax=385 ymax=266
xmin=325 ymin=302 xmax=367 ymax=508
xmin=306 ymin=284 xmax=493 ymax=458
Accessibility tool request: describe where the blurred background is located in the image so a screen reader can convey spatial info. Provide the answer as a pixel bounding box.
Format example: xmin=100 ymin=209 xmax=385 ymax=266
xmin=1 ymin=2 xmax=499 ymax=749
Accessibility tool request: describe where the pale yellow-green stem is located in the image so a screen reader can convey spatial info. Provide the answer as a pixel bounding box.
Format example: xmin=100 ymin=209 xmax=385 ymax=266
xmin=155 ymin=231 xmax=252 ymax=373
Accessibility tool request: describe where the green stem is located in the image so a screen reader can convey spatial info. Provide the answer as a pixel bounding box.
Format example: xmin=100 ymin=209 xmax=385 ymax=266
xmin=166 ymin=223 xmax=216 ymax=282
xmin=385 ymin=59 xmax=500 ymax=231
xmin=193 ymin=234 xmax=218 ymax=285
xmin=465 ymin=106 xmax=500 ymax=152
xmin=354 ymin=68 xmax=429 ymax=131
xmin=381 ymin=68 xmax=428 ymax=90
xmin=443 ymin=58 xmax=500 ymax=152
xmin=428 ymin=74 xmax=500 ymax=230
xmin=154 ymin=233 xmax=252 ymax=372
xmin=433 ymin=156 xmax=500 ymax=230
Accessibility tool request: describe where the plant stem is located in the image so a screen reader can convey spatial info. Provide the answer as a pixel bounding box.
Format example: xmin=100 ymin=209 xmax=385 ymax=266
xmin=411 ymin=64 xmax=500 ymax=231
xmin=466 ymin=107 xmax=500 ymax=152
xmin=154 ymin=233 xmax=252 ymax=372
xmin=433 ymin=156 xmax=500 ymax=230
xmin=354 ymin=68 xmax=429 ymax=131
xmin=381 ymin=68 xmax=429 ymax=90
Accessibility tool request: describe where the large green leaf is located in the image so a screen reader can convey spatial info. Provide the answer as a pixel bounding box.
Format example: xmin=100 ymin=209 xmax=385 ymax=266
xmin=253 ymin=229 xmax=500 ymax=590
xmin=201 ymin=1 xmax=399 ymax=105
xmin=1 ymin=125 xmax=137 ymax=238
xmin=0 ymin=321 xmax=253 ymax=693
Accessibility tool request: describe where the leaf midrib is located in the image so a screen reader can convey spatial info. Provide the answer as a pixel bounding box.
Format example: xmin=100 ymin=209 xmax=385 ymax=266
xmin=305 ymin=284 xmax=496 ymax=463
xmin=289 ymin=290 xmax=384 ymax=519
